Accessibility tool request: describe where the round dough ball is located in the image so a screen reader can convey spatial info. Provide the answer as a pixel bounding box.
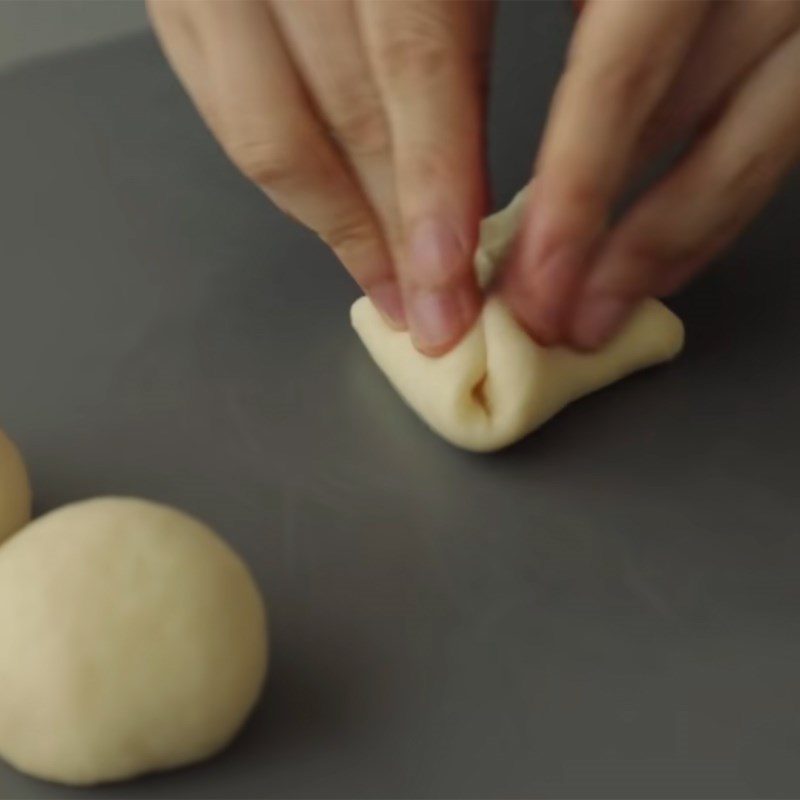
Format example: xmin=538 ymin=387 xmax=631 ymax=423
xmin=0 ymin=428 xmax=32 ymax=545
xmin=0 ymin=497 xmax=268 ymax=786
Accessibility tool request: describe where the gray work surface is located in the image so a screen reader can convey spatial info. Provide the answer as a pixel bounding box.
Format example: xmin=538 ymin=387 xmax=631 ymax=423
xmin=1 ymin=5 xmax=800 ymax=799
xmin=0 ymin=0 xmax=146 ymax=72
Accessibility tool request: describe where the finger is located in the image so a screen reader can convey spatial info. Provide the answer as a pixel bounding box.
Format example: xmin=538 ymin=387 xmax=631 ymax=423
xmin=638 ymin=0 xmax=800 ymax=159
xmin=359 ymin=0 xmax=493 ymax=355
xmin=270 ymin=1 xmax=400 ymax=248
xmin=569 ymin=29 xmax=800 ymax=349
xmin=150 ymin=0 xmax=403 ymax=327
xmin=500 ymin=0 xmax=710 ymax=345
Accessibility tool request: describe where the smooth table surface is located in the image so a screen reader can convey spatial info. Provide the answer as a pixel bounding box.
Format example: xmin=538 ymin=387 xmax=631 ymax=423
xmin=2 ymin=6 xmax=800 ymax=798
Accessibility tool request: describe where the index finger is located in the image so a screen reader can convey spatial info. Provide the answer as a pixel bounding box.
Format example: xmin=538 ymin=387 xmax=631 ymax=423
xmin=500 ymin=0 xmax=709 ymax=344
xmin=359 ymin=0 xmax=493 ymax=356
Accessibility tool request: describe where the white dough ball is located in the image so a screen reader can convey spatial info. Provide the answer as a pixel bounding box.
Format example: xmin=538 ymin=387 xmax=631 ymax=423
xmin=0 ymin=428 xmax=31 ymax=545
xmin=0 ymin=497 xmax=268 ymax=786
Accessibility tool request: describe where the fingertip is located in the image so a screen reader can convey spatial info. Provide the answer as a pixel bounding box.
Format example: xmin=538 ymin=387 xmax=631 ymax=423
xmin=499 ymin=238 xmax=591 ymax=348
xmin=368 ymin=280 xmax=407 ymax=330
xmin=500 ymin=282 xmax=564 ymax=348
xmin=407 ymin=283 xmax=480 ymax=357
xmin=400 ymin=212 xmax=482 ymax=356
xmin=568 ymin=293 xmax=632 ymax=351
xmin=406 ymin=218 xmax=471 ymax=288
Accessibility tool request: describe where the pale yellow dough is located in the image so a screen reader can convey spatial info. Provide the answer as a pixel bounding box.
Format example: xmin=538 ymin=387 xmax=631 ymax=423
xmin=351 ymin=188 xmax=685 ymax=452
xmin=0 ymin=428 xmax=32 ymax=544
xmin=0 ymin=497 xmax=268 ymax=786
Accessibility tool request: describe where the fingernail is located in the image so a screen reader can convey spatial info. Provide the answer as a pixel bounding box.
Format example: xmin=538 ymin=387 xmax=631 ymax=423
xmin=405 ymin=217 xmax=474 ymax=354
xmin=527 ymin=244 xmax=588 ymax=343
xmin=535 ymin=244 xmax=586 ymax=289
xmin=571 ymin=294 xmax=630 ymax=351
xmin=501 ymin=279 xmax=560 ymax=347
xmin=368 ymin=280 xmax=406 ymax=329
xmin=500 ymin=242 xmax=586 ymax=346
xmin=408 ymin=288 xmax=466 ymax=355
xmin=408 ymin=218 xmax=466 ymax=286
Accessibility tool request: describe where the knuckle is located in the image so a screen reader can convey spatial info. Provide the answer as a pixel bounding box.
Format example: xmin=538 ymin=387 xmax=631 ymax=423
xmin=329 ymin=102 xmax=390 ymax=158
xmin=592 ymin=57 xmax=658 ymax=108
xmin=377 ymin=31 xmax=452 ymax=83
xmin=566 ymin=38 xmax=665 ymax=111
xmin=403 ymin=143 xmax=461 ymax=190
xmin=226 ymin=135 xmax=307 ymax=188
xmin=319 ymin=216 xmax=378 ymax=255
xmin=711 ymin=147 xmax=778 ymax=204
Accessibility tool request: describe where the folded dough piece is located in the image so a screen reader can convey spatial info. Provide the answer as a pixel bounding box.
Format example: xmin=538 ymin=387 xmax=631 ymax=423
xmin=351 ymin=188 xmax=685 ymax=452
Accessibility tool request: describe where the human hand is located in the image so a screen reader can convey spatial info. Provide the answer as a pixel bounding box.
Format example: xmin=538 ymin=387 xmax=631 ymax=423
xmin=148 ymin=0 xmax=494 ymax=355
xmin=500 ymin=0 xmax=800 ymax=350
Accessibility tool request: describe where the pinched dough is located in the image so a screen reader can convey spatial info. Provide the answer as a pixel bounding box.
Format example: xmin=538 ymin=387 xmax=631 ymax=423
xmin=351 ymin=188 xmax=685 ymax=451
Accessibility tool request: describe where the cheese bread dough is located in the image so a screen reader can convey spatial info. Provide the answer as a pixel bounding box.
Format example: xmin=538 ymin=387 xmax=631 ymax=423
xmin=351 ymin=188 xmax=685 ymax=451
xmin=0 ymin=497 xmax=268 ymax=786
xmin=0 ymin=428 xmax=31 ymax=544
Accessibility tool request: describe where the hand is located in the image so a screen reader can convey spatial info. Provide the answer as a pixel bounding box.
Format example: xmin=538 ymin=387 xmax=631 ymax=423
xmin=148 ymin=0 xmax=493 ymax=355
xmin=500 ymin=0 xmax=800 ymax=350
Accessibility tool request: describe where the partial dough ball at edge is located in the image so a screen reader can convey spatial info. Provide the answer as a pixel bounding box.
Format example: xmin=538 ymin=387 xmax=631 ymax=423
xmin=0 ymin=428 xmax=32 ymax=545
xmin=0 ymin=497 xmax=268 ymax=786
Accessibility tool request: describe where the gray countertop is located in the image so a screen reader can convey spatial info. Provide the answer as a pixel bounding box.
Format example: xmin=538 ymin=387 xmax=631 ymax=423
xmin=1 ymin=5 xmax=800 ymax=798
xmin=0 ymin=0 xmax=146 ymax=72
